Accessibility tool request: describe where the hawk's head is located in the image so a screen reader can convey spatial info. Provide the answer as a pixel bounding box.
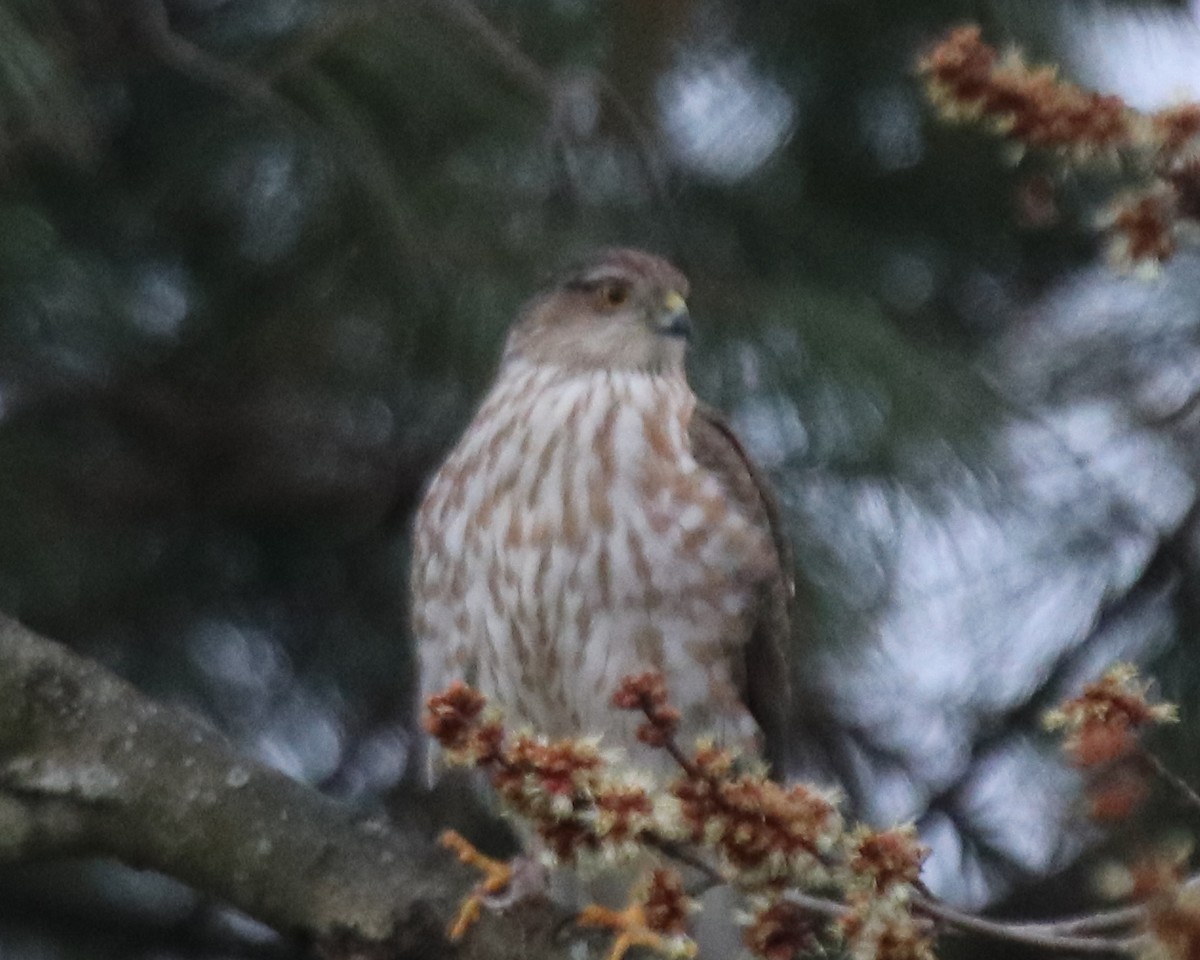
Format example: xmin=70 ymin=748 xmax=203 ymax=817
xmin=504 ymin=248 xmax=692 ymax=375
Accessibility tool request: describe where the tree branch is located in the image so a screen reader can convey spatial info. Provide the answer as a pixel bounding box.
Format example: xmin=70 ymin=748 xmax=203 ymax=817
xmin=913 ymin=895 xmax=1140 ymax=955
xmin=1140 ymin=746 xmax=1200 ymax=816
xmin=123 ymin=0 xmax=289 ymax=111
xmin=0 ymin=614 xmax=574 ymax=959
xmin=414 ymin=0 xmax=555 ymax=104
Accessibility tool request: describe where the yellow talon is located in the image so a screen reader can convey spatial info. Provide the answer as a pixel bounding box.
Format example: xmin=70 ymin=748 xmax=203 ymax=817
xmin=439 ymin=830 xmax=514 ymax=941
xmin=578 ymin=903 xmax=698 ymax=960
xmin=447 ymin=898 xmax=482 ymax=943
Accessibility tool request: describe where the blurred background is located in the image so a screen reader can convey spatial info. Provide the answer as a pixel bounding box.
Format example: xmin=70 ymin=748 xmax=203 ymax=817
xmin=2 ymin=0 xmax=1200 ymax=957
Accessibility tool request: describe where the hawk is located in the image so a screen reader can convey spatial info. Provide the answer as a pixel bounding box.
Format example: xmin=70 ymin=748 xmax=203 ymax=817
xmin=412 ymin=248 xmax=794 ymax=779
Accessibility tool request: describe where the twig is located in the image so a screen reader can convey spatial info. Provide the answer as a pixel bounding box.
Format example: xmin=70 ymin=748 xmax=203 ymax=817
xmin=661 ymin=737 xmax=703 ymax=780
xmin=1002 ymin=903 xmax=1146 ymax=935
xmin=414 ymin=0 xmax=681 ymax=237
xmin=125 ymin=0 xmax=290 ymax=112
xmin=780 ymin=890 xmax=851 ymax=920
xmin=593 ymin=73 xmax=680 ymax=238
xmin=415 ymin=0 xmax=554 ymax=103
xmin=641 ymin=836 xmax=725 ymax=888
xmin=914 ymin=895 xmax=1141 ymax=954
xmin=1140 ymin=747 xmax=1200 ymax=815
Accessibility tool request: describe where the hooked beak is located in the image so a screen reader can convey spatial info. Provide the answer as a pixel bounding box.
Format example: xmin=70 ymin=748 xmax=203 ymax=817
xmin=656 ymin=290 xmax=692 ymax=340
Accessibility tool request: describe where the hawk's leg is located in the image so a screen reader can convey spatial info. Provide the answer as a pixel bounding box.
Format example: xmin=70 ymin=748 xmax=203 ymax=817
xmin=578 ymin=901 xmax=697 ymax=960
xmin=439 ymin=830 xmax=547 ymax=940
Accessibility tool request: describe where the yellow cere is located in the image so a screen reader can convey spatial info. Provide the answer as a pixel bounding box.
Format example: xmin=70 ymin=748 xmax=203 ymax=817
xmin=663 ymin=290 xmax=687 ymax=314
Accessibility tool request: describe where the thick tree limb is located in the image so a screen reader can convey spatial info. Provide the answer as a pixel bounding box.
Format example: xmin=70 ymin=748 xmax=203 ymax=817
xmin=0 ymin=614 xmax=575 ymax=960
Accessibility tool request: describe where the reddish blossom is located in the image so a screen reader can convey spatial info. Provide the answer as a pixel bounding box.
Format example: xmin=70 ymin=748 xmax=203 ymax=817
xmin=840 ymin=891 xmax=934 ymax=960
xmin=847 ymin=826 xmax=928 ymax=892
xmin=1127 ymin=853 xmax=1200 ymax=960
xmin=743 ymin=899 xmax=822 ymax=960
xmin=918 ymin=25 xmax=1200 ymax=266
xmin=642 ymin=869 xmax=692 ymax=936
xmin=594 ymin=782 xmax=655 ymax=843
xmin=1087 ymin=770 xmax=1150 ymax=823
xmin=498 ymin=734 xmax=603 ymax=796
xmin=537 ymin=818 xmax=600 ymax=861
xmin=1147 ymin=897 xmax=1200 ymax=960
xmin=1045 ymin=663 xmax=1177 ymax=767
xmin=613 ymin=671 xmax=682 ymax=745
xmin=1069 ymin=719 xmax=1138 ymax=768
xmin=1152 ymin=103 xmax=1200 ymax=155
xmin=423 ymin=681 xmax=488 ymax=750
xmin=612 ymin=671 xmax=671 ymax=710
xmin=918 ymin=26 xmax=1132 ymax=152
xmin=1111 ymin=190 xmax=1177 ymax=266
xmin=918 ymin=25 xmax=997 ymax=106
xmin=691 ymin=744 xmax=736 ymax=776
xmin=673 ymin=770 xmax=839 ymax=882
xmin=1128 ymin=851 xmax=1189 ymax=901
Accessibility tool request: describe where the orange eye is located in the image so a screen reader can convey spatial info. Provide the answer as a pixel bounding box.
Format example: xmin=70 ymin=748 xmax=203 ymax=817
xmin=596 ymin=283 xmax=629 ymax=310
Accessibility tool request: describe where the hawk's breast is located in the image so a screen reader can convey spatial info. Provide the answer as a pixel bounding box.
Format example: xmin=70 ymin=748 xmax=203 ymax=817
xmin=413 ymin=362 xmax=772 ymax=762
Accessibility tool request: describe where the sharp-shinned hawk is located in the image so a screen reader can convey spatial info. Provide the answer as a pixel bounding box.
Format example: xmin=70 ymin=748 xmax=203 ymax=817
xmin=412 ymin=248 xmax=794 ymax=779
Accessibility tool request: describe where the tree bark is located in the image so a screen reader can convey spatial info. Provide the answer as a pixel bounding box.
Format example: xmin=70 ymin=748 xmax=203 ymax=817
xmin=0 ymin=614 xmax=575 ymax=960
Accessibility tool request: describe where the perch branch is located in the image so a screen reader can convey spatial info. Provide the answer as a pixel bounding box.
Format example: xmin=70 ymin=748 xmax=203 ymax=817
xmin=0 ymin=614 xmax=574 ymax=959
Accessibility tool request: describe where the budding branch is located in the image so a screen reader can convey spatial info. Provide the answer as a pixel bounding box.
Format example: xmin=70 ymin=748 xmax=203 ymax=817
xmin=425 ymin=665 xmax=1191 ymax=960
xmin=0 ymin=611 xmax=1192 ymax=960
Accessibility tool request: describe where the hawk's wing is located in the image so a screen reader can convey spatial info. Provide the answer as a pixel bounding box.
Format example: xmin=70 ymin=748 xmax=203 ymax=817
xmin=688 ymin=402 xmax=795 ymax=775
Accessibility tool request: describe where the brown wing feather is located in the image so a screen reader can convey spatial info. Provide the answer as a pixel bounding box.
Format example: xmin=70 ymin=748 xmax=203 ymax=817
xmin=688 ymin=402 xmax=795 ymax=775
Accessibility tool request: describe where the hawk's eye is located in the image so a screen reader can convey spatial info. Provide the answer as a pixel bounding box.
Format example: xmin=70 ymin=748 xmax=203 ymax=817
xmin=596 ymin=282 xmax=630 ymax=311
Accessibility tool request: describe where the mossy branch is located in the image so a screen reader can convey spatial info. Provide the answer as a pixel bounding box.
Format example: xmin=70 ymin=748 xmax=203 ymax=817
xmin=0 ymin=614 xmax=574 ymax=960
